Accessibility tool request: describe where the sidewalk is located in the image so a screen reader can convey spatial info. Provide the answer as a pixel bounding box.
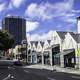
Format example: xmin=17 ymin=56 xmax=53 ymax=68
xmin=23 ymin=64 xmax=54 ymax=70
xmin=53 ymin=65 xmax=80 ymax=75
xmin=23 ymin=64 xmax=80 ymax=75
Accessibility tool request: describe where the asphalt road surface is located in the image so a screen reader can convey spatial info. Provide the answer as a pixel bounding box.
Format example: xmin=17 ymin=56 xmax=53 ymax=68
xmin=0 ymin=66 xmax=80 ymax=80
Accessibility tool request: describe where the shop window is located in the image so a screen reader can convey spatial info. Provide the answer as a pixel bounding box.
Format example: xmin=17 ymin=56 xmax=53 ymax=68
xmin=72 ymin=58 xmax=74 ymax=63
xmin=28 ymin=50 xmax=31 ymax=54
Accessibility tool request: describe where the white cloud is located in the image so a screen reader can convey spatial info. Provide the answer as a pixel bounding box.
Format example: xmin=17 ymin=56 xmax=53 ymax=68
xmin=61 ymin=14 xmax=76 ymax=23
xmin=27 ymin=33 xmax=39 ymax=41
xmin=8 ymin=2 xmax=13 ymax=9
xmin=53 ymin=1 xmax=72 ymax=13
xmin=26 ymin=21 xmax=39 ymax=32
xmin=25 ymin=0 xmax=74 ymax=20
xmin=25 ymin=2 xmax=53 ymax=20
xmin=0 ymin=20 xmax=2 ymax=30
xmin=71 ymin=10 xmax=80 ymax=13
xmin=52 ymin=0 xmax=74 ymax=18
xmin=27 ymin=30 xmax=54 ymax=41
xmin=0 ymin=3 xmax=6 ymax=12
xmin=0 ymin=27 xmax=2 ymax=30
xmin=10 ymin=0 xmax=25 ymax=8
xmin=65 ymin=18 xmax=77 ymax=23
xmin=66 ymin=13 xmax=75 ymax=17
xmin=6 ymin=14 xmax=11 ymax=17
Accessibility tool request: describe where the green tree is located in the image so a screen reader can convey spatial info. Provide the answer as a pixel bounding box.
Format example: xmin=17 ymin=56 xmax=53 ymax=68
xmin=0 ymin=30 xmax=15 ymax=51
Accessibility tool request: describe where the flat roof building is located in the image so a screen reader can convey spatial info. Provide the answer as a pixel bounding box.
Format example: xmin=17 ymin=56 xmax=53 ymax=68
xmin=2 ymin=16 xmax=26 ymax=47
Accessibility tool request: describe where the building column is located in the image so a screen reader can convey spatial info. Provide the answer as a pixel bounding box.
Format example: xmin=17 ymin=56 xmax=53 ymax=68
xmin=31 ymin=51 xmax=32 ymax=63
xmin=42 ymin=53 xmax=44 ymax=65
xmin=74 ymin=56 xmax=79 ymax=69
xmin=78 ymin=57 xmax=80 ymax=69
xmin=27 ymin=49 xmax=29 ymax=63
xmin=50 ymin=50 xmax=52 ymax=66
xmin=60 ymin=54 xmax=64 ymax=67
xmin=75 ymin=50 xmax=79 ymax=69
xmin=36 ymin=53 xmax=37 ymax=63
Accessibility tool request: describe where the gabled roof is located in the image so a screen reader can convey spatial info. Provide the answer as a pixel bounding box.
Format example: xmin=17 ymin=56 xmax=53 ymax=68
xmin=35 ymin=41 xmax=38 ymax=48
xmin=56 ymin=31 xmax=76 ymax=41
xmin=40 ymin=41 xmax=44 ymax=48
xmin=30 ymin=41 xmax=38 ymax=47
xmin=47 ymin=40 xmax=51 ymax=45
xmin=56 ymin=31 xmax=67 ymax=40
xmin=69 ymin=33 xmax=80 ymax=43
xmin=77 ymin=34 xmax=80 ymax=43
xmin=30 ymin=41 xmax=35 ymax=46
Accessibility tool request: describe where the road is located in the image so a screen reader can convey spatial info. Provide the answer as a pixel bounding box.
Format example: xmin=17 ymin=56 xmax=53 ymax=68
xmin=0 ymin=66 xmax=80 ymax=80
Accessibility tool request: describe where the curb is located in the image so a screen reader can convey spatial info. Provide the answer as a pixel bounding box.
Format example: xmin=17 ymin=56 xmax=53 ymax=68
xmin=22 ymin=65 xmax=80 ymax=75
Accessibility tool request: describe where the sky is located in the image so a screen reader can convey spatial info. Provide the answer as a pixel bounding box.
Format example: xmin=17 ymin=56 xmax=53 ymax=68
xmin=0 ymin=0 xmax=80 ymax=41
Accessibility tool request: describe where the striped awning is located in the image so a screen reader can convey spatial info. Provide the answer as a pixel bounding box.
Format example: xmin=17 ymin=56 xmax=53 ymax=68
xmin=62 ymin=49 xmax=75 ymax=55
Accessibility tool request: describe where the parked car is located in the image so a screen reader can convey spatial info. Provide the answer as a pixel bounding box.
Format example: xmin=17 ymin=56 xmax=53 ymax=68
xmin=13 ymin=59 xmax=23 ymax=66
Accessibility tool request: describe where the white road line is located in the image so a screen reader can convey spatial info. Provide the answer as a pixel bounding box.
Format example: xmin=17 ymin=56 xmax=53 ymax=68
xmin=71 ymin=76 xmax=80 ymax=79
xmin=2 ymin=74 xmax=11 ymax=80
xmin=24 ymin=70 xmax=29 ymax=73
xmin=8 ymin=66 xmax=15 ymax=69
xmin=48 ymin=77 xmax=56 ymax=80
xmin=11 ymin=76 xmax=14 ymax=79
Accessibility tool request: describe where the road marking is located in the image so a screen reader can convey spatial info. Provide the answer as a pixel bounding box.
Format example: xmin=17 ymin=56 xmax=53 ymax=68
xmin=2 ymin=74 xmax=14 ymax=80
xmin=8 ymin=66 xmax=15 ymax=69
xmin=24 ymin=70 xmax=29 ymax=73
xmin=48 ymin=77 xmax=56 ymax=80
xmin=11 ymin=76 xmax=14 ymax=79
xmin=71 ymin=76 xmax=80 ymax=79
xmin=2 ymin=74 xmax=11 ymax=80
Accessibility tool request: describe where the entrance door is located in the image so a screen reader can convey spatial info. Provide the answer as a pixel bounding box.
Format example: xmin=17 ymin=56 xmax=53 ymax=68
xmin=32 ymin=55 xmax=37 ymax=63
xmin=44 ymin=55 xmax=50 ymax=65
xmin=37 ymin=55 xmax=42 ymax=64
xmin=64 ymin=51 xmax=75 ymax=68
xmin=68 ymin=58 xmax=72 ymax=67
xmin=52 ymin=45 xmax=60 ymax=66
xmin=32 ymin=51 xmax=37 ymax=64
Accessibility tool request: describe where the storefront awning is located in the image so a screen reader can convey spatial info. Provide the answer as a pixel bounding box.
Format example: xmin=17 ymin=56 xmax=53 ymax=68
xmin=62 ymin=49 xmax=75 ymax=55
xmin=51 ymin=44 xmax=59 ymax=48
xmin=37 ymin=52 xmax=42 ymax=55
xmin=45 ymin=44 xmax=59 ymax=50
xmin=44 ymin=51 xmax=49 ymax=56
xmin=44 ymin=51 xmax=49 ymax=54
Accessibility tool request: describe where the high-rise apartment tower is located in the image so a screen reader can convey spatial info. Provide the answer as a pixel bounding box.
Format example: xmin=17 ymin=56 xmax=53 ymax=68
xmin=2 ymin=16 xmax=26 ymax=46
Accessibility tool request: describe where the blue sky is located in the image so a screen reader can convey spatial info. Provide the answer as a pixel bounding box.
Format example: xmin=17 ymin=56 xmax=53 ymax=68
xmin=0 ymin=0 xmax=80 ymax=41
